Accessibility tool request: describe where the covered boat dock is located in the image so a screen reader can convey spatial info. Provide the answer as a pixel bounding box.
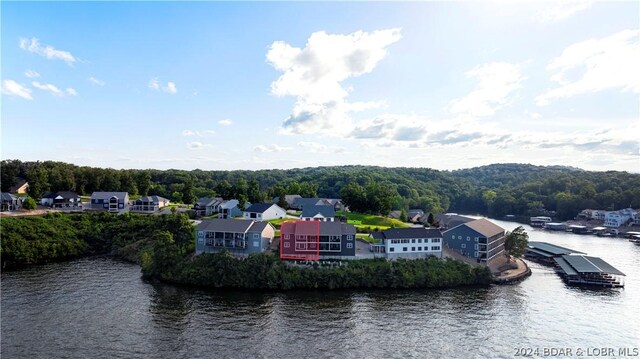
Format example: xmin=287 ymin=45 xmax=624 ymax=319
xmin=554 ymin=255 xmax=625 ymax=288
xmin=524 ymin=241 xmax=584 ymax=265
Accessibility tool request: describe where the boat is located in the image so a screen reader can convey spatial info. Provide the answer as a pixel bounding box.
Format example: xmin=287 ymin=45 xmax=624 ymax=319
xmin=530 ymin=216 xmax=552 ymax=227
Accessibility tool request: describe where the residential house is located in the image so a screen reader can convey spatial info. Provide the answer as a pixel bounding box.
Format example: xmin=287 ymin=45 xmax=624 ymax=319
xmin=369 ymin=227 xmax=443 ymax=259
xmin=195 ymin=219 xmax=275 ymax=255
xmin=443 ymin=218 xmax=505 ymax=265
xmin=300 ymin=205 xmax=335 ymax=222
xmin=292 ymin=197 xmax=346 ymax=212
xmin=218 ymin=199 xmax=242 ymax=219
xmin=9 ymin=177 xmax=29 ymax=194
xmin=41 ymin=191 xmax=82 ymax=209
xmin=90 ymin=192 xmax=130 ymax=212
xmin=193 ymin=197 xmax=224 ymax=217
xmin=243 ymin=203 xmax=286 ymax=221
xmin=130 ymin=195 xmax=170 ymax=212
xmin=1 ymin=192 xmax=22 ymax=211
xmin=407 ymin=209 xmax=424 ymax=223
xmin=271 ymin=194 xmax=302 ymax=208
xmin=388 ymin=210 xmax=402 ymax=220
xmin=434 ymin=213 xmax=475 ymax=230
xmin=280 ymin=221 xmax=357 ymax=260
xmin=604 ymin=208 xmax=636 ymax=228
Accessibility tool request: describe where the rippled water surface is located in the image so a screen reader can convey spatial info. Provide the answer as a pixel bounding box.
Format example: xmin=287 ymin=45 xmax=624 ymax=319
xmin=2 ymin=220 xmax=640 ymax=358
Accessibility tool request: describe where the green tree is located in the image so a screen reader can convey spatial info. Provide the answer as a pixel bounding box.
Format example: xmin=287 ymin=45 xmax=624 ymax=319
xmin=172 ymin=191 xmax=183 ymax=203
xmin=22 ymin=197 xmax=37 ymax=210
xmin=26 ymin=164 xmax=49 ymax=199
xmin=399 ymin=209 xmax=408 ymax=222
xmin=136 ymin=171 xmax=152 ymax=196
xmin=182 ymin=178 xmax=196 ymax=204
xmin=427 ymin=213 xmax=435 ymax=226
xmin=505 ymin=226 xmax=528 ymax=258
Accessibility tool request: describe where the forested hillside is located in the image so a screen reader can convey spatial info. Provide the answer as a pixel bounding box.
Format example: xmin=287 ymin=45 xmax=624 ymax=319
xmin=2 ymin=160 xmax=639 ymax=220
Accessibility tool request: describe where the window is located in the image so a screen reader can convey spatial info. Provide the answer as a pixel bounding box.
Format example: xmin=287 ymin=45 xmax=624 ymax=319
xmin=418 ymin=239 xmax=422 ymax=243
xmin=461 ymin=244 xmax=466 ymax=249
xmin=475 ymin=237 xmax=479 ymax=242
xmin=475 ymin=244 xmax=478 ymax=250
xmin=452 ymin=235 xmax=455 ymax=239
xmin=390 ymin=247 xmax=395 ymax=252
xmin=284 ymin=234 xmax=290 ymax=240
xmin=283 ymin=242 xmax=290 ymax=248
xmin=432 ymin=246 xmax=440 ymax=251
xmin=346 ymin=243 xmax=353 ymax=249
xmin=347 ymin=235 xmax=353 ymax=240
xmin=253 ymin=241 xmax=259 ymax=248
xmin=412 ymin=247 xmax=415 ymax=251
xmin=467 ymin=236 xmax=471 ymax=241
xmin=412 ymin=239 xmax=416 ymax=243
xmin=418 ymin=247 xmax=422 ymax=251
xmin=198 ymin=237 xmax=204 ymax=244
xmin=474 ymin=251 xmax=478 ymax=257
xmin=198 ymin=231 xmax=204 ymax=237
xmin=458 ymin=236 xmax=462 ymax=240
xmin=432 ymin=238 xmax=441 ymax=243
xmin=253 ymin=233 xmax=259 ymax=239
xmin=403 ymin=247 xmax=408 ymax=252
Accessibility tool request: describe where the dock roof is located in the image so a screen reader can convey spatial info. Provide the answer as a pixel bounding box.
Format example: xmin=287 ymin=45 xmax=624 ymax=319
xmin=528 ymin=241 xmax=584 ymax=256
xmin=556 ymin=255 xmax=625 ymax=276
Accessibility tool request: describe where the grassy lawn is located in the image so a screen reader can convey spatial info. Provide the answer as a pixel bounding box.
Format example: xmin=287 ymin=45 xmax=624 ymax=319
xmin=337 ymin=211 xmax=409 ymax=230
xmin=265 ymin=217 xmax=296 ymax=228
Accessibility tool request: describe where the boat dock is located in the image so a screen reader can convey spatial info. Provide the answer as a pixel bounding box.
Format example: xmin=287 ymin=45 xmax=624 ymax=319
xmin=553 ymin=255 xmax=625 ymax=288
xmin=524 ymin=241 xmax=584 ymax=265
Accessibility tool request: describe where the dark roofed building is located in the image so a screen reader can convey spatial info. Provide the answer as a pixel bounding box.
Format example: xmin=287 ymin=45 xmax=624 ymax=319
xmin=195 ymin=219 xmax=275 ymax=255
xmin=554 ymin=255 xmax=625 ymax=287
xmin=291 ymin=197 xmax=346 ymax=211
xmin=435 ymin=213 xmax=475 ymax=229
xmin=524 ymin=241 xmax=584 ymax=265
xmin=131 ymin=195 xmax=170 ymax=212
xmin=443 ymin=218 xmax=506 ymax=265
xmin=90 ymin=192 xmax=130 ymax=212
xmin=41 ymin=191 xmax=82 ymax=209
xmin=280 ymin=220 xmax=357 ymax=260
xmin=301 ymin=205 xmax=335 ymax=222
xmin=1 ymin=192 xmax=22 ymax=211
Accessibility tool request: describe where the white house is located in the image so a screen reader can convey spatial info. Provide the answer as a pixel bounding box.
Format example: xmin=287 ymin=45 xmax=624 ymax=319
xmin=243 ymin=203 xmax=286 ymax=221
xmin=604 ymin=208 xmax=636 ymax=228
xmin=370 ymin=228 xmax=443 ymax=259
xmin=41 ymin=191 xmax=82 ymax=209
xmin=300 ymin=205 xmax=335 ymax=222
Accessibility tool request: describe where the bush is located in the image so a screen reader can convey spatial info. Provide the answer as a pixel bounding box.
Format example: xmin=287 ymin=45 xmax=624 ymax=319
xmin=22 ymin=197 xmax=37 ymax=210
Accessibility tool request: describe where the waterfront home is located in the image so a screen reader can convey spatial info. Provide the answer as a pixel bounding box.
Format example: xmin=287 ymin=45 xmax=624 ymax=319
xmin=604 ymin=208 xmax=636 ymax=228
xmin=40 ymin=191 xmax=82 ymax=209
xmin=193 ymin=197 xmax=224 ymax=217
xmin=90 ymin=192 xmax=129 ymax=212
xmin=8 ymin=177 xmax=29 ymax=194
xmin=524 ymin=241 xmax=584 ymax=265
xmin=195 ymin=219 xmax=275 ymax=255
xmin=279 ymin=220 xmax=356 ymax=260
xmin=1 ymin=192 xmax=22 ymax=211
xmin=300 ymin=205 xmax=335 ymax=222
xmin=407 ymin=209 xmax=424 ymax=223
xmin=554 ymin=255 xmax=625 ymax=288
xmin=292 ymin=197 xmax=346 ymax=212
xmin=434 ymin=213 xmax=474 ymax=230
xmin=271 ymin=194 xmax=302 ymax=208
xmin=218 ymin=199 xmax=241 ymax=219
xmin=243 ymin=203 xmax=286 ymax=221
xmin=369 ymin=227 xmax=443 ymax=259
xmin=443 ymin=218 xmax=505 ymax=265
xmin=130 ymin=195 xmax=170 ymax=212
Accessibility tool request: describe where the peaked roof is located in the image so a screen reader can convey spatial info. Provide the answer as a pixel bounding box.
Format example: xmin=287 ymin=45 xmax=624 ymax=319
xmin=293 ymin=197 xmax=342 ymax=208
xmin=91 ymin=192 xmax=129 ymax=200
xmin=451 ymin=218 xmax=504 ymax=237
xmin=42 ymin=191 xmax=80 ymax=200
xmin=135 ymin=195 xmax=169 ymax=203
xmin=435 ymin=213 xmax=475 ymax=228
xmin=245 ymin=203 xmax=280 ymax=213
xmin=196 ymin=218 xmax=273 ymax=233
xmin=8 ymin=177 xmax=28 ymax=192
xmin=219 ymin=199 xmax=239 ymax=209
xmin=195 ymin=197 xmax=223 ymax=207
xmin=281 ymin=221 xmax=356 ymax=236
xmin=1 ymin=192 xmax=18 ymax=201
xmin=301 ymin=205 xmax=335 ymax=218
xmin=378 ymin=227 xmax=442 ymax=240
xmin=527 ymin=241 xmax=584 ymax=256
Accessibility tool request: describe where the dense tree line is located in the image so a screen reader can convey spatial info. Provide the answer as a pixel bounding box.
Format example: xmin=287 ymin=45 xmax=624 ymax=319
xmin=2 ymin=160 xmax=639 ymax=220
xmin=0 ymin=212 xmax=194 ymax=269
xmin=142 ymin=239 xmax=493 ymax=290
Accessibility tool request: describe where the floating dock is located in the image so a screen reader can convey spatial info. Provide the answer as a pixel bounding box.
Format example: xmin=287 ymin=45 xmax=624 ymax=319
xmin=553 ymin=255 xmax=625 ymax=288
xmin=525 ymin=241 xmax=584 ymax=265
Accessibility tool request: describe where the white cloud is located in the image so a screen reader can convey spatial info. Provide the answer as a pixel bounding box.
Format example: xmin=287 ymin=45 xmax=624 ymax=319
xmin=535 ymin=29 xmax=640 ymax=106
xmin=533 ymin=1 xmax=593 ymax=23
xmin=89 ymin=77 xmax=105 ymax=86
xmin=149 ymin=78 xmax=177 ymax=94
xmin=448 ymin=62 xmax=526 ymax=117
xmin=24 ymin=70 xmax=40 ymax=78
xmin=218 ymin=118 xmax=233 ymax=126
xmin=186 ymin=141 xmax=214 ymax=150
xmin=267 ymin=28 xmax=402 ymax=135
xmin=253 ymin=144 xmax=292 ymax=153
xmin=2 ymin=80 xmax=33 ymax=100
xmin=66 ymin=88 xmax=78 ymax=96
xmin=297 ymin=141 xmax=346 ymax=154
xmin=32 ymin=81 xmax=63 ymax=96
xmin=19 ymin=37 xmax=76 ymax=65
xmin=183 ymin=129 xmax=215 ymax=137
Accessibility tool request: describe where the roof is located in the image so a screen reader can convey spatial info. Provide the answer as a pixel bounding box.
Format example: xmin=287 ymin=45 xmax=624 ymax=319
xmin=293 ymin=197 xmax=342 ymax=209
xmin=219 ymin=199 xmax=239 ymax=209
xmin=527 ymin=241 xmax=584 ymax=256
xmin=388 ymin=210 xmax=401 ymax=219
xmin=557 ymin=255 xmax=625 ymax=276
xmin=135 ymin=195 xmax=169 ymax=203
xmin=244 ymin=203 xmax=279 ymax=214
xmin=435 ymin=214 xmax=475 ymax=228
xmin=195 ymin=197 xmax=223 ymax=207
xmin=281 ymin=221 xmax=356 ymax=236
xmin=554 ymin=256 xmax=578 ymax=276
xmin=371 ymin=231 xmax=385 ymax=239
xmin=42 ymin=191 xmax=80 ymax=200
xmin=91 ymin=192 xmax=128 ymax=200
xmin=301 ymin=205 xmax=335 ymax=218
xmin=408 ymin=209 xmax=424 ymax=216
xmin=8 ymin=177 xmax=28 ymax=192
xmin=461 ymin=218 xmax=504 ymax=237
xmin=378 ymin=227 xmax=443 ymax=240
xmin=196 ymin=219 xmax=272 ymax=233
xmin=1 ymin=192 xmax=18 ymax=201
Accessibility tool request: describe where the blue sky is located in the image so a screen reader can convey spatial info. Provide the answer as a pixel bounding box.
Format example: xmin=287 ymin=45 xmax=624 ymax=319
xmin=2 ymin=1 xmax=638 ymax=171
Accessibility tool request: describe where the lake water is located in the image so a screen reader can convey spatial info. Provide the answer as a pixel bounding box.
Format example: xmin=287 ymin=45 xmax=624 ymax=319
xmin=2 ymin=219 xmax=640 ymax=358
